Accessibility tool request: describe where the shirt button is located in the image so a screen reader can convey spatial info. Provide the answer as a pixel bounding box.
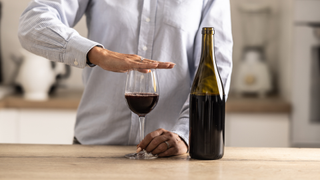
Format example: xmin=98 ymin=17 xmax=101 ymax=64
xmin=145 ymin=17 xmax=150 ymax=22
xmin=142 ymin=46 xmax=148 ymax=51
xmin=74 ymin=60 xmax=79 ymax=66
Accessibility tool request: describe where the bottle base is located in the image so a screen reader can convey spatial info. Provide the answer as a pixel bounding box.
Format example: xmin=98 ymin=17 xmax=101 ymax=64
xmin=189 ymin=153 xmax=224 ymax=160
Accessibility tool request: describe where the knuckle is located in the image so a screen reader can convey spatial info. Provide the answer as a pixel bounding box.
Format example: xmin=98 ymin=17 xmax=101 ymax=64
xmin=171 ymin=140 xmax=177 ymax=147
xmin=155 ymin=128 xmax=165 ymax=136
xmin=151 ymin=140 xmax=159 ymax=146
xmin=167 ymin=132 xmax=174 ymax=138
xmin=146 ymin=134 xmax=153 ymax=139
xmin=129 ymin=55 xmax=138 ymax=60
xmin=149 ymin=134 xmax=157 ymax=139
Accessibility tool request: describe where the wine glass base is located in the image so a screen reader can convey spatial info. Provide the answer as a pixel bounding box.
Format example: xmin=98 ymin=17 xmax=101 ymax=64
xmin=125 ymin=150 xmax=158 ymax=160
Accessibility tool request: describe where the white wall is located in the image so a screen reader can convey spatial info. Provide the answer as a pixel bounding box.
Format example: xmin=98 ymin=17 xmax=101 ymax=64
xmin=1 ymin=0 xmax=87 ymax=90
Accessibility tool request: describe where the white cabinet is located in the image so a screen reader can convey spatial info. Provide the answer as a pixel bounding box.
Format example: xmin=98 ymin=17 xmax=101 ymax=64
xmin=225 ymin=113 xmax=290 ymax=147
xmin=0 ymin=109 xmax=76 ymax=144
xmin=1 ymin=109 xmax=290 ymax=147
xmin=0 ymin=109 xmax=19 ymax=143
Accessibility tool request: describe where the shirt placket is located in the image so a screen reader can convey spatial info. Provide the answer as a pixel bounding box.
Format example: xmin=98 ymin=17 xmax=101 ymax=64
xmin=127 ymin=0 xmax=158 ymax=145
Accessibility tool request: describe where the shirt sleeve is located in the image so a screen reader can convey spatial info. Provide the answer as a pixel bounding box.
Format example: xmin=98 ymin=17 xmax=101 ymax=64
xmin=18 ymin=0 xmax=103 ymax=68
xmin=171 ymin=0 xmax=233 ymax=145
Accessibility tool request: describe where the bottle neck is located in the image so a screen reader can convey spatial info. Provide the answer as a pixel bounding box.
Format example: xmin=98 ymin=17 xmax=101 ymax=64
xmin=200 ymin=33 xmax=215 ymax=64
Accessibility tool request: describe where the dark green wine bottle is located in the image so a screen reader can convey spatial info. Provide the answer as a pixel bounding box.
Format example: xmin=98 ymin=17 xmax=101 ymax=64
xmin=189 ymin=27 xmax=225 ymax=160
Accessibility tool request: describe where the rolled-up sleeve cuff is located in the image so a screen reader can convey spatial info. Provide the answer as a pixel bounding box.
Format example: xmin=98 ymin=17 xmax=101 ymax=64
xmin=171 ymin=118 xmax=189 ymax=146
xmin=64 ymin=35 xmax=103 ymax=68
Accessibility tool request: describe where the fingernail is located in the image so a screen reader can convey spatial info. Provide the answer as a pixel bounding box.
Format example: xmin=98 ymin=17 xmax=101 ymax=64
xmin=136 ymin=147 xmax=142 ymax=153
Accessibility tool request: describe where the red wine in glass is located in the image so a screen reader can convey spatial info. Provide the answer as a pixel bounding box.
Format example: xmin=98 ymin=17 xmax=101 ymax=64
xmin=125 ymin=93 xmax=159 ymax=116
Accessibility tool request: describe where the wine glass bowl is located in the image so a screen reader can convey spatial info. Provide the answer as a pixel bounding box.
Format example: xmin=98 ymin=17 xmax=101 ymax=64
xmin=124 ymin=69 xmax=159 ymax=159
xmin=125 ymin=93 xmax=159 ymax=116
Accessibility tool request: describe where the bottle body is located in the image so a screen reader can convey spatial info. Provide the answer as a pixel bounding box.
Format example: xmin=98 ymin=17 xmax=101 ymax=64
xmin=189 ymin=94 xmax=225 ymax=160
xmin=189 ymin=27 xmax=225 ymax=160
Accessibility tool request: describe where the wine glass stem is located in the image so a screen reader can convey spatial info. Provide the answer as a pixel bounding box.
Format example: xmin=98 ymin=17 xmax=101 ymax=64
xmin=139 ymin=116 xmax=145 ymax=142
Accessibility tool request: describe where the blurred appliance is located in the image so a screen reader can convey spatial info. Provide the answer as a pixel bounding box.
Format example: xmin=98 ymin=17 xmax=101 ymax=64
xmin=292 ymin=0 xmax=320 ymax=147
xmin=234 ymin=2 xmax=272 ymax=97
xmin=15 ymin=50 xmax=69 ymax=101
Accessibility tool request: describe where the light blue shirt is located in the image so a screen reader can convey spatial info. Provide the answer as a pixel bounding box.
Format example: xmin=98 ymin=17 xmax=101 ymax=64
xmin=18 ymin=0 xmax=233 ymax=145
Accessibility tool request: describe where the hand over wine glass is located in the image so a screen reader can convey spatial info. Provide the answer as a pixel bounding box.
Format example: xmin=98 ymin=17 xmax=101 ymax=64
xmin=124 ymin=69 xmax=159 ymax=159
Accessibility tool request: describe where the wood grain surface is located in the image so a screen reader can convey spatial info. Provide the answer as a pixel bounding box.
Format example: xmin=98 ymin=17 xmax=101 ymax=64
xmin=0 ymin=144 xmax=319 ymax=180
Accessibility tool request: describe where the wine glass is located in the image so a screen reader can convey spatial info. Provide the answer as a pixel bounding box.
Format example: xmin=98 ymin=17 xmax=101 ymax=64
xmin=124 ymin=69 xmax=159 ymax=159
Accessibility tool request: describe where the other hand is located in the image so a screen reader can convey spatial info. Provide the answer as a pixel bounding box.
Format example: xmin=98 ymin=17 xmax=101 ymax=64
xmin=88 ymin=46 xmax=175 ymax=73
xmin=137 ymin=128 xmax=188 ymax=157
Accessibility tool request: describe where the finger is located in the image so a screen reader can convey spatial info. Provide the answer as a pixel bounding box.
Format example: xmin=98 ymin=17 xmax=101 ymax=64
xmin=136 ymin=147 xmax=142 ymax=153
xmin=156 ymin=62 xmax=175 ymax=69
xmin=138 ymin=59 xmax=175 ymax=69
xmin=158 ymin=147 xmax=178 ymax=157
xmin=138 ymin=128 xmax=166 ymax=150
xmin=137 ymin=58 xmax=157 ymax=63
xmin=145 ymin=135 xmax=168 ymax=153
xmin=151 ymin=140 xmax=171 ymax=155
xmin=132 ymin=61 xmax=159 ymax=70
xmin=168 ymin=63 xmax=175 ymax=68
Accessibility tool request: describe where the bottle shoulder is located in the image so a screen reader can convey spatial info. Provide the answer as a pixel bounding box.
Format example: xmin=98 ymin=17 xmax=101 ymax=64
xmin=191 ymin=57 xmax=224 ymax=95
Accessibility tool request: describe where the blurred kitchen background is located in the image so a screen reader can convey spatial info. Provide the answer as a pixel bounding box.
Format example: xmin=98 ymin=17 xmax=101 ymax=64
xmin=0 ymin=0 xmax=319 ymax=147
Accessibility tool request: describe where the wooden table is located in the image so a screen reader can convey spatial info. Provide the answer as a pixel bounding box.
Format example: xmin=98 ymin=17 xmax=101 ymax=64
xmin=0 ymin=144 xmax=319 ymax=179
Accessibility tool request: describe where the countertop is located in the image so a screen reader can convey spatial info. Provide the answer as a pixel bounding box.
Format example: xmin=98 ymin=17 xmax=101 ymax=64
xmin=226 ymin=95 xmax=291 ymax=113
xmin=0 ymin=144 xmax=319 ymax=179
xmin=0 ymin=90 xmax=83 ymax=110
xmin=0 ymin=91 xmax=291 ymax=113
